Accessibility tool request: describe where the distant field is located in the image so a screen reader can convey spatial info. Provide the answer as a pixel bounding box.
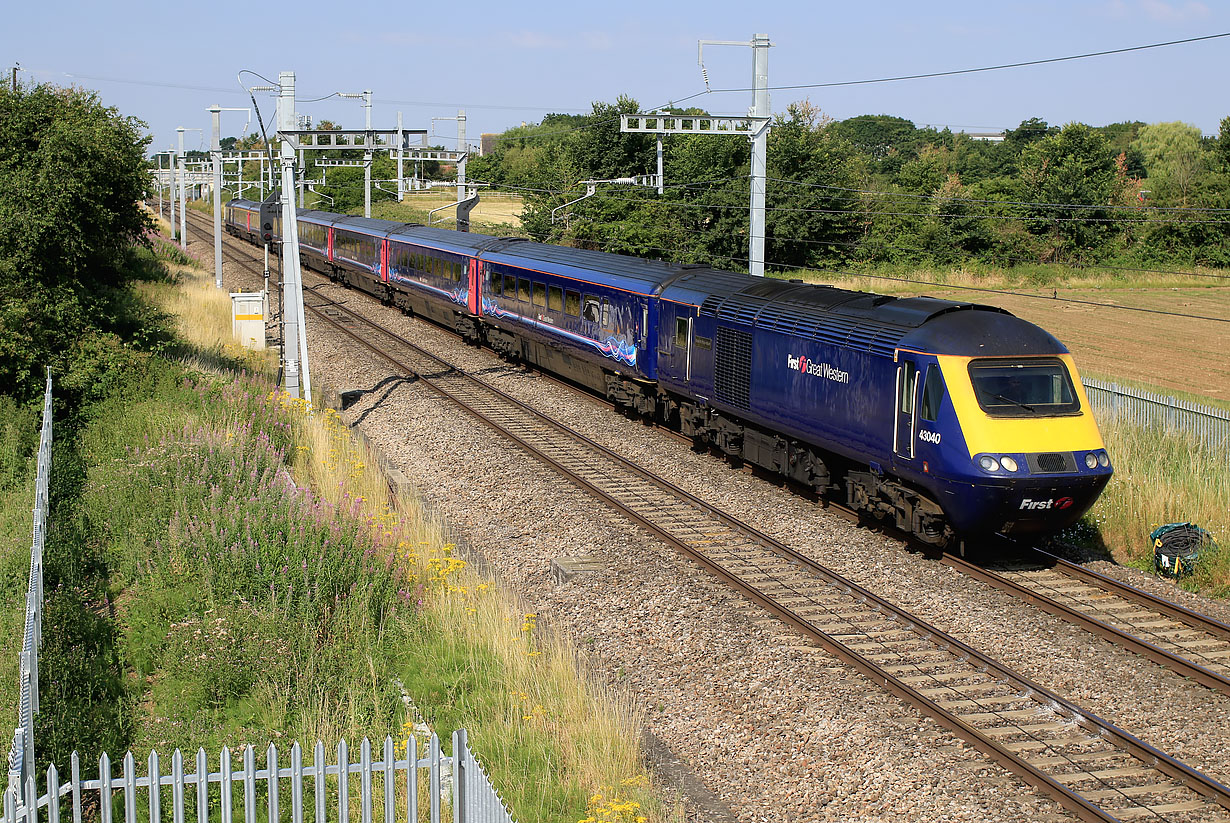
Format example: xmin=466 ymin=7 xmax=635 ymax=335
xmin=371 ymin=191 xmax=524 ymax=226
xmin=803 ymin=271 xmax=1230 ymax=405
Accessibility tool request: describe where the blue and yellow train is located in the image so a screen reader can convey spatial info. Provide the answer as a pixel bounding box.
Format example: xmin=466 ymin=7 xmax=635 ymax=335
xmin=225 ymin=199 xmax=1112 ymax=546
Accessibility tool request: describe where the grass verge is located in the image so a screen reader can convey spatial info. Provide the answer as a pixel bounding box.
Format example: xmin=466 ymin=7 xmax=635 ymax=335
xmin=779 ymin=259 xmax=1230 ymax=294
xmin=1063 ymin=420 xmax=1230 ymax=596
xmin=50 ymin=247 xmax=665 ymax=821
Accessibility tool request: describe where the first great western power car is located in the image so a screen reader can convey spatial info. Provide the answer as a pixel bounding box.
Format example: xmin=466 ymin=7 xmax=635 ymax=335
xmin=226 ymin=199 xmax=1113 ymax=547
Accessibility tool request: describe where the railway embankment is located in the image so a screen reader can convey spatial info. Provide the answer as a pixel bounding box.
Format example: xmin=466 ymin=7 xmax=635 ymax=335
xmin=1 ymin=242 xmax=672 ymax=823
xmin=187 ymin=208 xmax=1230 ymax=822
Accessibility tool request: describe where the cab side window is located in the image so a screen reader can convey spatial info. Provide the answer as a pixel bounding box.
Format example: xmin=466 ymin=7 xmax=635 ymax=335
xmin=920 ymin=365 xmax=944 ymax=422
xmin=898 ymin=361 xmax=917 ymax=415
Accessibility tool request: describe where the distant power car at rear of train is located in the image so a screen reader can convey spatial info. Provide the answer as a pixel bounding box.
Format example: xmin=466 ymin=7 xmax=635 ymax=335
xmin=225 ymin=199 xmax=1112 ymax=546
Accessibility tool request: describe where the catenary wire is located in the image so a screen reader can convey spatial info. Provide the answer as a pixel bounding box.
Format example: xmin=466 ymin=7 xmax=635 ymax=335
xmin=693 ymin=31 xmax=1230 ymax=97
xmin=765 ymin=177 xmax=1230 ymax=214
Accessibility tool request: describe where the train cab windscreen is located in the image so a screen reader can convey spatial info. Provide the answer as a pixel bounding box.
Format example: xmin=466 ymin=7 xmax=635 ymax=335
xmin=968 ymin=358 xmax=1080 ymax=417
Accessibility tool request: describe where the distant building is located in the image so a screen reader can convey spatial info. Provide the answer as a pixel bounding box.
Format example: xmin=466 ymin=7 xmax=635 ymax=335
xmin=966 ymin=132 xmax=1006 ymax=142
xmin=481 ymin=133 xmax=499 ymax=156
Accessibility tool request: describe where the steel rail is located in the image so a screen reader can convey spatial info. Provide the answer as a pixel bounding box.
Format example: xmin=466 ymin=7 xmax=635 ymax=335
xmin=187 ymin=211 xmax=1230 ymax=820
xmin=293 ymin=286 xmax=1230 ymax=823
xmin=1031 ymin=546 xmax=1230 ymax=641
xmin=940 ymin=551 xmax=1230 ymax=695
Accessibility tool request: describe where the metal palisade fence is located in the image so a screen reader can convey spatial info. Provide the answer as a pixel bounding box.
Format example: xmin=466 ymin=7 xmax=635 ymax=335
xmin=1083 ymin=377 xmax=1230 ymax=454
xmin=6 ymin=369 xmax=52 ymax=813
xmin=1 ymin=369 xmax=515 ymax=823
xmin=2 ymin=733 xmax=516 ymax=823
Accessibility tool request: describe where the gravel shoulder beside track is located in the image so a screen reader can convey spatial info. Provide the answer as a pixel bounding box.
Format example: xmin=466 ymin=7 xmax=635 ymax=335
xmin=202 ymin=232 xmax=1230 ymax=823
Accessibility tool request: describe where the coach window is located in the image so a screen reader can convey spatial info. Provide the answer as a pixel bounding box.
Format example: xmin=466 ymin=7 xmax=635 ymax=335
xmin=920 ymin=366 xmax=943 ymax=422
xmin=600 ymin=298 xmax=613 ymax=331
xmin=533 ymin=282 xmax=546 ymax=307
xmin=518 ymin=278 xmax=532 ymax=302
xmin=582 ymin=295 xmax=600 ymax=323
xmin=503 ymin=274 xmax=516 ymax=297
xmin=565 ymin=289 xmax=581 ymax=316
xmin=548 ymin=285 xmax=564 ymax=313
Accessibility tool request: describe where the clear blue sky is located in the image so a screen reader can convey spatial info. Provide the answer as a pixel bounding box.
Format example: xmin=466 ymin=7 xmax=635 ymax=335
xmin=4 ymin=0 xmax=1229 ymax=155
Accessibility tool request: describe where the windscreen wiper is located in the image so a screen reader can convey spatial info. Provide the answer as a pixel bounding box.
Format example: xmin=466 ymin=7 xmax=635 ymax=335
xmin=992 ymin=393 xmax=1036 ymax=413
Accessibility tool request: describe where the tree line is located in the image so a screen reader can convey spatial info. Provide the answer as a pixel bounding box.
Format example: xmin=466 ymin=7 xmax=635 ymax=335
xmin=1 ymin=82 xmax=159 ymax=404
xmin=467 ymin=96 xmax=1230 ymax=272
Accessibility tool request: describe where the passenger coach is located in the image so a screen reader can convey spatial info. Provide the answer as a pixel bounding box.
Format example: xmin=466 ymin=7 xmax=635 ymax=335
xmin=224 ymin=199 xmax=1112 ymax=546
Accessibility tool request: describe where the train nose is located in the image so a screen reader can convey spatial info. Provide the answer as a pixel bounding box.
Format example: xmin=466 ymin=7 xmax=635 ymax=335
xmin=999 ymin=477 xmax=1110 ymax=535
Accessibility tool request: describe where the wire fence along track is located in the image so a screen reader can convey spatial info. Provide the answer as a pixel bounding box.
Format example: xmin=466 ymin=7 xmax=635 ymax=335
xmin=2 ymin=734 xmax=516 ymax=823
xmin=289 ymin=279 xmax=1230 ymax=822
xmin=1084 ymin=378 xmax=1230 ymax=454
xmin=6 ymin=370 xmax=52 ymax=813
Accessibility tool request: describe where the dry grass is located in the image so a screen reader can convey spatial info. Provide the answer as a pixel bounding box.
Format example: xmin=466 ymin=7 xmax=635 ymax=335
xmin=1073 ymin=418 xmax=1230 ymax=595
xmin=794 ymin=261 xmax=1230 ymax=294
xmin=369 ymin=192 xmax=524 ymax=226
xmin=144 ymin=254 xmax=666 ymax=820
xmin=276 ymin=393 xmax=660 ymax=818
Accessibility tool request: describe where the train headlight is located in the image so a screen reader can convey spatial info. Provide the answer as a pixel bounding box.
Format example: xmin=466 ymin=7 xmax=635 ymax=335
xmin=1000 ymin=456 xmax=1019 ymax=472
xmin=1084 ymin=453 xmax=1098 ymax=469
xmin=1098 ymin=451 xmax=1109 ymax=468
xmin=979 ymin=456 xmax=1000 ymax=472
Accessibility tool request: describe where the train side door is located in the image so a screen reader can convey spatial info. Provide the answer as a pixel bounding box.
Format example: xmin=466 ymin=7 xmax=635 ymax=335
xmin=657 ymin=302 xmax=695 ymax=383
xmin=893 ymin=356 xmax=920 ymax=460
xmin=675 ymin=308 xmax=697 ymax=382
xmin=467 ymin=259 xmax=480 ymax=314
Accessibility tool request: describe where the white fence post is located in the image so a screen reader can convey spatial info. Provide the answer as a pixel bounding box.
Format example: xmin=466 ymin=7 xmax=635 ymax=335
xmin=5 ymin=371 xmax=53 ymax=815
xmin=1 ymin=734 xmax=514 ymax=823
xmin=1083 ymin=377 xmax=1229 ymax=455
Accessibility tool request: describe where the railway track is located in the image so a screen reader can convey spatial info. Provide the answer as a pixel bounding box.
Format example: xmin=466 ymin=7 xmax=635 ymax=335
xmin=823 ymin=491 xmax=1230 ymax=697
xmin=179 ymin=210 xmax=1230 ymax=822
xmin=947 ymin=547 xmax=1230 ymax=695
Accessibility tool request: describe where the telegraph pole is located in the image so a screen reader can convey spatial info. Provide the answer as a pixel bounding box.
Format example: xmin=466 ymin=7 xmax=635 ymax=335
xmin=624 ymin=34 xmax=770 ymax=275
xmin=209 ymin=106 xmax=248 ymax=288
xmin=277 ymin=71 xmax=310 ymax=402
xmin=622 ymin=32 xmax=771 ymax=274
xmin=168 ymin=144 xmax=177 ymax=244
xmin=210 ymin=107 xmax=223 ymax=286
xmin=177 ymin=128 xmax=188 ymax=249
xmin=749 ymin=33 xmax=770 ymax=278
xmin=396 ymin=111 xmax=405 ymax=201
xmin=457 ymin=109 xmax=467 ymax=204
xmin=341 ymin=91 xmax=373 ymax=217
xmin=363 ymin=91 xmax=372 ymax=218
xmin=432 ymin=110 xmax=469 ymax=204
